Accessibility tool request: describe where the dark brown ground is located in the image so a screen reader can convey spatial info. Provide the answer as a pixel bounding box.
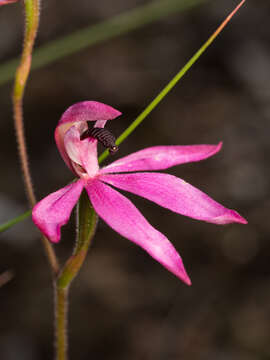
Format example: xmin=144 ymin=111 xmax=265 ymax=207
xmin=0 ymin=0 xmax=270 ymax=359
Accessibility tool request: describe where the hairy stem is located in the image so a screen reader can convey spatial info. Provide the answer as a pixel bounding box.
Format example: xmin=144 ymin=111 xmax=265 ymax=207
xmin=13 ymin=0 xmax=59 ymax=274
xmin=13 ymin=0 xmax=39 ymax=206
xmin=54 ymin=192 xmax=98 ymax=358
xmin=54 ymin=284 xmax=69 ymax=360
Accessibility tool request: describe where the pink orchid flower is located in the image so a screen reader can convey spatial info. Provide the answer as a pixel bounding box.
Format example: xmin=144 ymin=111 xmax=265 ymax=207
xmin=32 ymin=101 xmax=247 ymax=285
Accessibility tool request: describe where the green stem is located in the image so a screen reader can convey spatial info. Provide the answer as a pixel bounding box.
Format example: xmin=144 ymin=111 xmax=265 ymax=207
xmin=54 ymin=284 xmax=68 ymax=360
xmin=74 ymin=190 xmax=99 ymax=255
xmin=57 ymin=191 xmax=98 ymax=289
xmin=98 ymin=0 xmax=246 ymax=164
xmin=13 ymin=0 xmax=40 ymax=207
xmin=54 ymin=191 xmax=98 ymax=359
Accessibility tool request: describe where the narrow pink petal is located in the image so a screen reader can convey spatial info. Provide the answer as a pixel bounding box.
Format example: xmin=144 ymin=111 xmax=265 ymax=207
xmin=101 ymin=143 xmax=222 ymax=174
xmin=100 ymin=173 xmax=247 ymax=225
xmin=55 ymin=101 xmax=121 ymax=170
xmin=86 ymin=180 xmax=191 ymax=284
xmin=32 ymin=180 xmax=84 ymax=243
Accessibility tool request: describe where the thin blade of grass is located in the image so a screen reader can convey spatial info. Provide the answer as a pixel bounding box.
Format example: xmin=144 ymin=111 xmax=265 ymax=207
xmin=0 ymin=209 xmax=31 ymax=232
xmin=99 ymin=0 xmax=246 ymax=163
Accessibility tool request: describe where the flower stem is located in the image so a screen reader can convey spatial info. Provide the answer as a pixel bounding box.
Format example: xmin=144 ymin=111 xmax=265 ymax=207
xmin=54 ymin=191 xmax=98 ymax=358
xmin=13 ymin=0 xmax=59 ymax=275
xmin=13 ymin=0 xmax=39 ymax=206
xmin=54 ymin=284 xmax=69 ymax=360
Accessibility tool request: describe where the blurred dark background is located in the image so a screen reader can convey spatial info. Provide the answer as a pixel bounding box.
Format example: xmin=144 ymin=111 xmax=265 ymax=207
xmin=0 ymin=0 xmax=270 ymax=359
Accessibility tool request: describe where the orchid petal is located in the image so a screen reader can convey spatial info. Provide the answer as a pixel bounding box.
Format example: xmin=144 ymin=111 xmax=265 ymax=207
xmin=55 ymin=101 xmax=121 ymax=171
xmin=100 ymin=173 xmax=247 ymax=225
xmin=32 ymin=180 xmax=84 ymax=243
xmin=86 ymin=179 xmax=191 ymax=284
xmin=64 ymin=126 xmax=99 ymax=177
xmin=64 ymin=126 xmax=84 ymax=166
xmin=101 ymin=143 xmax=222 ymax=174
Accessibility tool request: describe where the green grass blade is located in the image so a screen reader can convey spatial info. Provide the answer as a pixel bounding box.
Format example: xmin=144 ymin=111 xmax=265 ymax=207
xmin=99 ymin=0 xmax=246 ymax=164
xmin=0 ymin=209 xmax=31 ymax=233
xmin=0 ymin=0 xmax=207 ymax=86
